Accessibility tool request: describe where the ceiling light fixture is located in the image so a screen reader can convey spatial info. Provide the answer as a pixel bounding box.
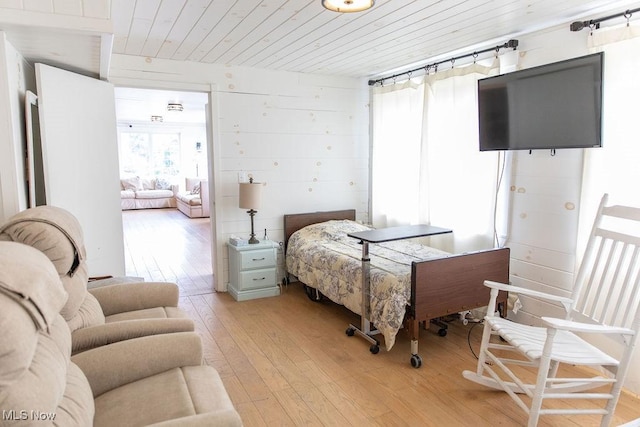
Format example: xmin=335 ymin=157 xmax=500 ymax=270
xmin=151 ymin=115 xmax=163 ymax=122
xmin=167 ymin=102 xmax=183 ymax=112
xmin=322 ymin=0 xmax=374 ymax=13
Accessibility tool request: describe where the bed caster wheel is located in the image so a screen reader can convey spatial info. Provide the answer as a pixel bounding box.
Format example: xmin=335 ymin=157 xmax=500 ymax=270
xmin=438 ymin=328 xmax=447 ymax=337
xmin=303 ymin=285 xmax=323 ymax=302
xmin=370 ymin=344 xmax=380 ymax=354
xmin=410 ymin=354 xmax=422 ymax=368
xmin=345 ymin=327 xmax=355 ymax=336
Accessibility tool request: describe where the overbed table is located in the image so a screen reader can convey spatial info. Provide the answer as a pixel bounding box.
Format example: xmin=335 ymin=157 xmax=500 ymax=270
xmin=347 ymin=224 xmax=452 ymax=354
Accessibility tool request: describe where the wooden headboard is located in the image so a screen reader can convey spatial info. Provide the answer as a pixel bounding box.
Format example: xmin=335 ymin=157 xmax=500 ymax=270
xmin=283 ymin=209 xmax=356 ymax=253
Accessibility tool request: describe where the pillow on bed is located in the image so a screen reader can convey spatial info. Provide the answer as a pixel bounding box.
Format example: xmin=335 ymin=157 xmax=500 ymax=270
xmin=295 ymin=220 xmax=371 ymax=243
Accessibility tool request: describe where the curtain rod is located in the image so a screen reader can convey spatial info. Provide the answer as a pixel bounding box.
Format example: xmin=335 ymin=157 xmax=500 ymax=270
xmin=570 ymin=7 xmax=640 ymax=31
xmin=367 ymin=39 xmax=519 ymax=87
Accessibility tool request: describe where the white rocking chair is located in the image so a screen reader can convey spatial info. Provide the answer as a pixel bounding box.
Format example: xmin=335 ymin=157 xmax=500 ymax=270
xmin=463 ymin=194 xmax=640 ymax=426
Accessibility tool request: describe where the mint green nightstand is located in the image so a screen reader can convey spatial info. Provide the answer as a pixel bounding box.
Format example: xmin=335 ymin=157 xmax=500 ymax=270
xmin=227 ymin=240 xmax=279 ymax=301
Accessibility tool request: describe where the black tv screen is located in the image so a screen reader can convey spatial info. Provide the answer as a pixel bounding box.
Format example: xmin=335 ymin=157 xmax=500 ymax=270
xmin=478 ymin=52 xmax=603 ymax=151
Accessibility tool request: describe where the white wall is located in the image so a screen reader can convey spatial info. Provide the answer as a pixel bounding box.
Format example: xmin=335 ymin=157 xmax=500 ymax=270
xmin=109 ymin=55 xmax=370 ymax=288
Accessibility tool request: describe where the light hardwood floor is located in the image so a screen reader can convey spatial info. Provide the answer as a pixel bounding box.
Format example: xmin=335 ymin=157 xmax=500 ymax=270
xmin=122 ymin=208 xmax=640 ymax=426
xmin=122 ymin=208 xmax=214 ymax=296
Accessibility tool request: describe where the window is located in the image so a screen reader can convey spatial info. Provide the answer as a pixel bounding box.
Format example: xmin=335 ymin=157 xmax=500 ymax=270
xmin=371 ymin=62 xmax=502 ymax=253
xmin=119 ymin=132 xmax=181 ymax=177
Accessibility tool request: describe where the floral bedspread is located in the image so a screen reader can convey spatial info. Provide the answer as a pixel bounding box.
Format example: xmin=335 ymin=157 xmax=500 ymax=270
xmin=285 ymin=220 xmax=448 ymax=350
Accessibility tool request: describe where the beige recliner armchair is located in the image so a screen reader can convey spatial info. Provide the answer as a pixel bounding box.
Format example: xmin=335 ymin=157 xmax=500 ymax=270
xmin=0 ymin=241 xmax=242 ymax=426
xmin=0 ymin=206 xmax=194 ymax=354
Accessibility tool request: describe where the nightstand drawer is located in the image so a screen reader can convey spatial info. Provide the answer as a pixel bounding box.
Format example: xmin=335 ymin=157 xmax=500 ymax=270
xmin=239 ymin=249 xmax=275 ymax=270
xmin=227 ymin=240 xmax=279 ymax=301
xmin=239 ymin=268 xmax=276 ymax=290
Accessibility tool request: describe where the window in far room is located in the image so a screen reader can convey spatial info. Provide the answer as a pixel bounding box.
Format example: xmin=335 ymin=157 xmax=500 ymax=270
xmin=118 ymin=132 xmax=181 ymax=177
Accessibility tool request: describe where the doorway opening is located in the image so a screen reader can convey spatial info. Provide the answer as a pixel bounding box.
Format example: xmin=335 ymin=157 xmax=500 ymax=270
xmin=114 ymin=87 xmax=215 ymax=296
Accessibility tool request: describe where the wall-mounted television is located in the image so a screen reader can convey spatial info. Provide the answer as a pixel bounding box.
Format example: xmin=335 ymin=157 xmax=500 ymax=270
xmin=478 ymin=52 xmax=603 ymax=151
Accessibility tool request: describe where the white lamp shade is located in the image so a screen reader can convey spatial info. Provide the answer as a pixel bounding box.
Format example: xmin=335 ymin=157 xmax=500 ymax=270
xmin=239 ymin=182 xmax=262 ymax=210
xmin=322 ymin=0 xmax=374 ymax=13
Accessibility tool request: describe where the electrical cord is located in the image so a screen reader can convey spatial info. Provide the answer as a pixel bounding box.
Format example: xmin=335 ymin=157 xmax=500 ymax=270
xmin=493 ymin=150 xmax=508 ymax=248
xmin=467 ymin=319 xmax=483 ymax=360
xmin=467 ymin=316 xmax=512 ymax=361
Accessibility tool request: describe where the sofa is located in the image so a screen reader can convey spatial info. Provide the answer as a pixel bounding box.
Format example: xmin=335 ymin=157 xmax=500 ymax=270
xmin=0 ymin=205 xmax=195 ymax=355
xmin=120 ymin=176 xmax=178 ymax=210
xmin=0 ymin=241 xmax=243 ymax=427
xmin=176 ymin=178 xmax=210 ymax=218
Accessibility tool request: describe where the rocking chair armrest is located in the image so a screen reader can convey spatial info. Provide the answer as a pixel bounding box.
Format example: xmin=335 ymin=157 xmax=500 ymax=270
xmin=542 ymin=316 xmax=635 ymax=335
xmin=484 ymin=280 xmax=574 ymax=305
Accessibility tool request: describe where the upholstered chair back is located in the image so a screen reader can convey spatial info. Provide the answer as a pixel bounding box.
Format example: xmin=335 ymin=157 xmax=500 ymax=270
xmin=0 ymin=242 xmax=95 ymax=425
xmin=0 ymin=206 xmax=105 ymax=332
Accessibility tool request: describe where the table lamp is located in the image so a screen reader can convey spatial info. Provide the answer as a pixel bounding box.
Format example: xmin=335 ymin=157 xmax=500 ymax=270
xmin=239 ymin=177 xmax=262 ymax=244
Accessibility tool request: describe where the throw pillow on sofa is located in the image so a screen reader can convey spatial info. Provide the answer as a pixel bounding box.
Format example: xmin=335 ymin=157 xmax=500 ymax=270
xmin=192 ymin=182 xmax=201 ymax=195
xmin=155 ymin=177 xmax=172 ymax=190
xmin=141 ymin=178 xmax=155 ymax=190
xmin=121 ymin=177 xmax=142 ymax=191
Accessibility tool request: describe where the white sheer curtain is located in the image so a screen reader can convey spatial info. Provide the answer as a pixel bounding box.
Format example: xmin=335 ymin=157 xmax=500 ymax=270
xmin=371 ymin=79 xmax=424 ymax=227
xmin=419 ymin=62 xmax=500 ymax=253
xmin=371 ymin=59 xmax=501 ymax=252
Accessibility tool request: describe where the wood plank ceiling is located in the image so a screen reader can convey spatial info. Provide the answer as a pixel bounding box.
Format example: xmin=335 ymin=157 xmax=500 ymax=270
xmin=1 ymin=0 xmax=640 ymax=80
xmin=111 ymin=0 xmax=640 ymax=78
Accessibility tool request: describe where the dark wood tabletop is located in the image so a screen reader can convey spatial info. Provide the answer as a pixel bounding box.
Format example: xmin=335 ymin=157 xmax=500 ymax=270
xmin=347 ymin=224 xmax=452 ymax=244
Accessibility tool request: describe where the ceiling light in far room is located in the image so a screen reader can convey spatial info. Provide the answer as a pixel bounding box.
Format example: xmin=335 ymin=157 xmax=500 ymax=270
xmin=322 ymin=0 xmax=374 ymax=13
xmin=150 ymin=115 xmax=163 ymax=123
xmin=167 ymin=102 xmax=183 ymax=112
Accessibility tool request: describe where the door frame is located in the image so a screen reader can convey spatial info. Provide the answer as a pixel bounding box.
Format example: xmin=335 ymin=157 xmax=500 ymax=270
xmin=206 ymin=84 xmax=224 ymax=292
xmin=113 ymin=82 xmax=224 ymax=292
